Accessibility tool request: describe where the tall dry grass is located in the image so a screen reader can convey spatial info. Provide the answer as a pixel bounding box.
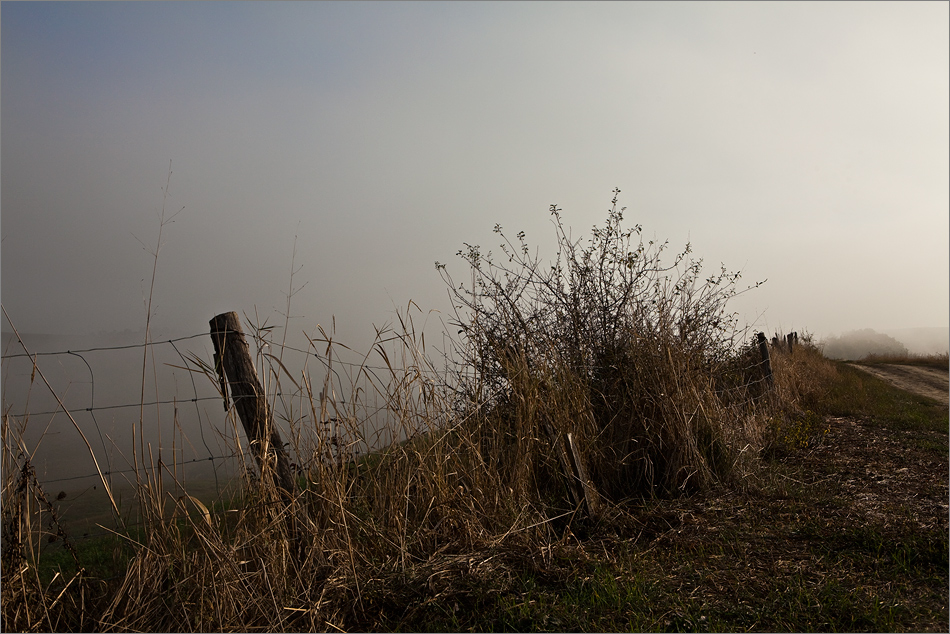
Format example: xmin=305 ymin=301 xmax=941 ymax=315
xmin=860 ymin=351 xmax=949 ymax=370
xmin=2 ymin=191 xmax=831 ymax=631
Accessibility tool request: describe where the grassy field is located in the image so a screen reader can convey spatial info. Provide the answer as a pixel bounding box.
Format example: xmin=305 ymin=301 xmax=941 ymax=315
xmin=3 ymin=202 xmax=946 ymax=632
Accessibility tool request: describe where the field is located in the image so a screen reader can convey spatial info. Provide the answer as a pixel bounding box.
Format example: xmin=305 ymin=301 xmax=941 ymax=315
xmin=3 ymin=203 xmax=947 ymax=632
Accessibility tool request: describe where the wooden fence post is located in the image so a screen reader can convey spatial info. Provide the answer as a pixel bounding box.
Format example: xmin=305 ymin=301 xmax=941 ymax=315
xmin=757 ymin=332 xmax=774 ymax=387
xmin=209 ymin=312 xmax=298 ymax=502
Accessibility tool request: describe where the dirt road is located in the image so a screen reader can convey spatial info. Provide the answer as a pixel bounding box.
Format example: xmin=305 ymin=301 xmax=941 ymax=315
xmin=848 ymin=363 xmax=949 ymax=407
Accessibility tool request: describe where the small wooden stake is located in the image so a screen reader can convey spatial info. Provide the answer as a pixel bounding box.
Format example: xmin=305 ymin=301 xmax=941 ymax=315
xmin=542 ymin=422 xmax=600 ymax=519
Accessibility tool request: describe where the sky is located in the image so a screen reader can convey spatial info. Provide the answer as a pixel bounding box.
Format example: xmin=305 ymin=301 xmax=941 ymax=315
xmin=3 ymin=1 xmax=949 ymax=354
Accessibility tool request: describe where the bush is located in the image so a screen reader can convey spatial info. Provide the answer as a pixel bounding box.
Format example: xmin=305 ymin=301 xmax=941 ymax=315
xmin=438 ymin=189 xmax=768 ymax=500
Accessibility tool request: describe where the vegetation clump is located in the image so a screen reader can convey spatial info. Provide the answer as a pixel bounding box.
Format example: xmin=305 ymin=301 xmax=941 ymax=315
xmin=439 ymin=189 xmax=767 ymax=504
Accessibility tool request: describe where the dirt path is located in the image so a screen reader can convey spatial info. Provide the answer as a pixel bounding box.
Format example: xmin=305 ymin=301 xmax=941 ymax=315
xmin=848 ymin=363 xmax=949 ymax=407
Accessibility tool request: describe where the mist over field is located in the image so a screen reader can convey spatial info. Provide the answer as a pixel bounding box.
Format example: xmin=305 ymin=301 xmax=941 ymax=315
xmin=2 ymin=329 xmax=238 ymax=505
xmin=880 ymin=327 xmax=950 ymax=356
xmin=1 ymin=317 xmax=416 ymax=516
xmin=820 ymin=327 xmax=949 ymax=360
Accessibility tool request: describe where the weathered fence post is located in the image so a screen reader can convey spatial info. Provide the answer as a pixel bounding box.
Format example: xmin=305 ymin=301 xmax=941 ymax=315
xmin=209 ymin=312 xmax=298 ymax=501
xmin=786 ymin=332 xmax=794 ymax=354
xmin=757 ymin=332 xmax=774 ymax=387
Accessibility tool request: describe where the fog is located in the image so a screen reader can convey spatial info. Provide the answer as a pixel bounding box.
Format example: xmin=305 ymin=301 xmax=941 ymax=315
xmin=2 ymin=3 xmax=948 ymax=500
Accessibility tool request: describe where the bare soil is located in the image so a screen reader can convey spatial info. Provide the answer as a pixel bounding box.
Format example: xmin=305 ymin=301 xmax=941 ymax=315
xmin=849 ymin=364 xmax=949 ymax=406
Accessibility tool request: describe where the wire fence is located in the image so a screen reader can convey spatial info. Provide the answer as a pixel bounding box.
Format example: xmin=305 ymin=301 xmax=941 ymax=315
xmin=2 ymin=320 xmax=791 ymax=557
xmin=2 ymin=321 xmax=452 ymax=543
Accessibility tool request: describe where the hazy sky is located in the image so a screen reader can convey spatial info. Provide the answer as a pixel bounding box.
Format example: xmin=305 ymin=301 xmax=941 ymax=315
xmin=3 ymin=1 xmax=948 ymax=351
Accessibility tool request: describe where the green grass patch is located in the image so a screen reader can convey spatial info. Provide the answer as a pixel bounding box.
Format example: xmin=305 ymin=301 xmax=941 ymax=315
xmin=35 ymin=531 xmax=135 ymax=586
xmin=820 ymin=362 xmax=948 ymax=435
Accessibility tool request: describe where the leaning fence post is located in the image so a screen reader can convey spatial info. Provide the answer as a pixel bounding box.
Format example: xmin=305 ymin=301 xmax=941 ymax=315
xmin=209 ymin=312 xmax=298 ymax=501
xmin=757 ymin=332 xmax=774 ymax=387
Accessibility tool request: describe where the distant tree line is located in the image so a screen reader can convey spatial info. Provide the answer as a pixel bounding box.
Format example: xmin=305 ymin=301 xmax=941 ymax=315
xmin=821 ymin=328 xmax=908 ymax=360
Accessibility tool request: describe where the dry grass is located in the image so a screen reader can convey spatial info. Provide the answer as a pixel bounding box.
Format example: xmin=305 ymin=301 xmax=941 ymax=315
xmin=6 ymin=192 xmax=940 ymax=632
xmin=859 ymin=351 xmax=949 ymax=370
